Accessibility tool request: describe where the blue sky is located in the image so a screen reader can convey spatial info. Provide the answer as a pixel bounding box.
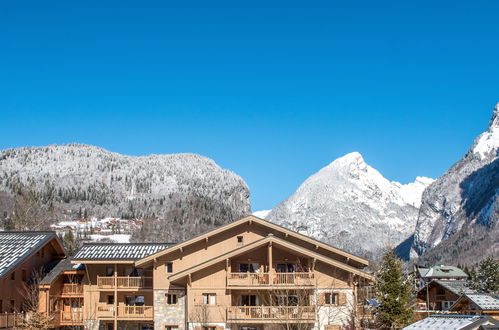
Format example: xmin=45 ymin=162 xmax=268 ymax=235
xmin=1 ymin=1 xmax=498 ymax=211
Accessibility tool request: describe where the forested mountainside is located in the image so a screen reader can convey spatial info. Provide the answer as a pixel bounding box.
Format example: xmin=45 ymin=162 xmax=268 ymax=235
xmin=0 ymin=144 xmax=250 ymax=242
xmin=265 ymin=152 xmax=433 ymax=259
xmin=411 ymin=103 xmax=499 ymax=265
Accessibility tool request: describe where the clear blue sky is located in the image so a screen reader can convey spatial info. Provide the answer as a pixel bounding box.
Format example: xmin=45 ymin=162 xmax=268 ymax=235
xmin=1 ymin=1 xmax=498 ymax=211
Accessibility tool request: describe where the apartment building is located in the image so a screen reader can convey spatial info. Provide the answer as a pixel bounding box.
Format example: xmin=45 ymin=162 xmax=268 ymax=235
xmin=69 ymin=215 xmax=373 ymax=330
xmin=0 ymin=231 xmax=66 ymax=316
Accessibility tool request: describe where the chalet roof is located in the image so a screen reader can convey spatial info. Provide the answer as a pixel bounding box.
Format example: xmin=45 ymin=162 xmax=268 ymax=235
xmin=455 ymin=293 xmax=499 ymax=311
xmin=403 ymin=315 xmax=499 ymax=330
xmin=40 ymin=258 xmax=85 ymax=285
xmin=168 ymin=234 xmax=374 ymax=281
xmin=0 ymin=231 xmax=63 ymax=279
xmin=433 ymin=280 xmax=476 ymax=295
xmin=136 ymin=215 xmax=369 ymax=267
xmin=73 ymin=243 xmax=173 ymax=262
xmin=419 ymin=265 xmax=467 ymax=278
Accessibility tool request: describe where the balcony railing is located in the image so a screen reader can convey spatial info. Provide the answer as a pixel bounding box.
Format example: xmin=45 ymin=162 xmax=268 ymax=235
xmin=227 ymin=272 xmax=314 ymax=287
xmin=61 ymin=283 xmax=84 ymax=296
xmin=227 ymin=306 xmax=316 ymax=322
xmin=96 ymin=303 xmax=153 ymax=320
xmin=57 ymin=310 xmax=83 ymax=325
xmin=96 ymin=276 xmax=152 ymax=289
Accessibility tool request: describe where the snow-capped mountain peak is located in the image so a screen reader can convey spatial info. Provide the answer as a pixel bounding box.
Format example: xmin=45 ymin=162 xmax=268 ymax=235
xmin=266 ymin=152 xmax=432 ymax=258
xmin=473 ymin=102 xmax=499 ymax=159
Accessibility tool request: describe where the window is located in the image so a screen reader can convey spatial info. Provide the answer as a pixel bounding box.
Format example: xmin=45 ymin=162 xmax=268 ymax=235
xmin=202 ymin=293 xmax=216 ymax=305
xmin=106 ymin=267 xmax=114 ymax=277
xmin=442 ymin=301 xmax=453 ymax=311
xmin=0 ymin=299 xmax=3 ymax=313
xmin=165 ymin=326 xmax=178 ymax=330
xmin=166 ymin=263 xmax=173 ymax=273
xmin=237 ymin=236 xmax=244 ymax=245
xmin=325 ymin=292 xmax=339 ymax=305
xmin=203 ymin=327 xmax=216 ymax=330
xmin=22 ymin=269 xmax=27 ymax=282
xmin=239 ymin=263 xmax=260 ymax=273
xmin=107 ymin=295 xmax=114 ymax=305
xmin=9 ymin=300 xmax=15 ymax=313
xmin=10 ymin=271 xmax=15 ymax=280
xmin=165 ymin=294 xmax=178 ymax=305
xmin=241 ymin=295 xmax=259 ymax=306
xmin=41 ymin=247 xmax=45 ymax=258
xmin=107 ymin=323 xmax=114 ymax=330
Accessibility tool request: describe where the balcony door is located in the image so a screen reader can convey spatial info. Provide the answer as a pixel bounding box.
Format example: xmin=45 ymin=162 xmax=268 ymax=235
xmin=240 ymin=295 xmax=260 ymax=306
xmin=239 ymin=263 xmax=260 ymax=273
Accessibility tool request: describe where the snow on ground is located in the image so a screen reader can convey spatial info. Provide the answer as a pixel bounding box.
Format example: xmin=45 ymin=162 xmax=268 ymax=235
xmin=90 ymin=234 xmax=131 ymax=243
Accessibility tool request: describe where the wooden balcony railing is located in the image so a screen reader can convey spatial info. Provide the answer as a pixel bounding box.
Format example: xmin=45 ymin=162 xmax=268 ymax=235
xmin=0 ymin=312 xmax=25 ymax=328
xmin=61 ymin=283 xmax=83 ymax=296
xmin=227 ymin=306 xmax=316 ymax=321
xmin=57 ymin=310 xmax=83 ymax=325
xmin=97 ymin=276 xmax=152 ymax=289
xmin=227 ymin=272 xmax=314 ymax=287
xmin=96 ymin=303 xmax=153 ymax=320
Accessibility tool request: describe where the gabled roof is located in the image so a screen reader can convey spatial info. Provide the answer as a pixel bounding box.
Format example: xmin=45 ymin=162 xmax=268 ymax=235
xmin=403 ymin=315 xmax=499 ymax=330
xmin=0 ymin=231 xmax=65 ymax=279
xmin=419 ymin=265 xmax=467 ymax=278
xmin=450 ymin=293 xmax=499 ymax=311
xmin=40 ymin=258 xmax=85 ymax=285
xmin=136 ymin=215 xmax=368 ymax=267
xmin=168 ymin=234 xmax=374 ymax=282
xmin=419 ymin=280 xmax=476 ymax=296
xmin=73 ymin=243 xmax=173 ymax=263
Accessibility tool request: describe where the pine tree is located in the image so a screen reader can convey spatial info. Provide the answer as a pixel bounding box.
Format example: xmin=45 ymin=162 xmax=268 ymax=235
xmin=375 ymin=249 xmax=415 ymax=328
xmin=467 ymin=257 xmax=499 ymax=293
xmin=62 ymin=230 xmax=78 ymax=256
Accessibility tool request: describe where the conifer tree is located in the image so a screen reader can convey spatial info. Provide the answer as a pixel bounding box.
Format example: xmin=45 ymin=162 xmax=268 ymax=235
xmin=467 ymin=257 xmax=499 ymax=293
xmin=375 ymin=249 xmax=415 ymax=328
xmin=62 ymin=230 xmax=78 ymax=256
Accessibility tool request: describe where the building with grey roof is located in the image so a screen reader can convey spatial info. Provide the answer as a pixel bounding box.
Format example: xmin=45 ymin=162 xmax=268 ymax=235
xmin=403 ymin=315 xmax=499 ymax=330
xmin=73 ymin=242 xmax=173 ymax=261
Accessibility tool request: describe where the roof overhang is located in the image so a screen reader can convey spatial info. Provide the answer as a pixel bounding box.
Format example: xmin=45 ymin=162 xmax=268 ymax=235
xmin=136 ymin=215 xmax=368 ymax=267
xmin=168 ymin=234 xmax=374 ymax=282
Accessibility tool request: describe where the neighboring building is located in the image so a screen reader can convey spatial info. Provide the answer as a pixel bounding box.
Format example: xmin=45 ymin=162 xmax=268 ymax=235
xmin=71 ymin=215 xmax=374 ymax=330
xmin=0 ymin=231 xmax=66 ymax=315
xmin=72 ymin=242 xmax=172 ymax=330
xmin=403 ymin=315 xmax=499 ymax=330
xmin=416 ymin=279 xmax=476 ymax=312
xmin=449 ymin=293 xmax=499 ymax=320
xmin=38 ymin=257 xmax=86 ymax=329
xmin=414 ymin=265 xmax=468 ymax=289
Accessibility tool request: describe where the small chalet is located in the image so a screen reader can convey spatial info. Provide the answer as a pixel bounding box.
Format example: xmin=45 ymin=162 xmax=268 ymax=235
xmin=417 ymin=279 xmax=475 ymax=312
xmin=449 ymin=293 xmax=499 ymax=320
xmin=415 ymin=265 xmax=468 ymax=289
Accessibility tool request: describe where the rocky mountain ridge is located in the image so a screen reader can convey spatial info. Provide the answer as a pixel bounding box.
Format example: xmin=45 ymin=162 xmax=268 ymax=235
xmin=0 ymin=144 xmax=251 ymax=241
xmin=411 ymin=103 xmax=499 ymax=264
xmin=265 ymin=152 xmax=433 ymax=258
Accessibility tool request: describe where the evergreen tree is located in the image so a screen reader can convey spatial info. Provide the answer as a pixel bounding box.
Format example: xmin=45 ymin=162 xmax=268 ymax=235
xmin=62 ymin=230 xmax=78 ymax=256
xmin=375 ymin=249 xmax=415 ymax=328
xmin=467 ymin=257 xmax=499 ymax=293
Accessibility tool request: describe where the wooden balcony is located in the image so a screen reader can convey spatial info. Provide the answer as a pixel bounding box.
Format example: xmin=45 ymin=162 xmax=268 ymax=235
xmin=56 ymin=310 xmax=83 ymax=326
xmin=227 ymin=272 xmax=314 ymax=287
xmin=0 ymin=312 xmax=25 ymax=328
xmin=227 ymin=306 xmax=316 ymax=323
xmin=96 ymin=276 xmax=152 ymax=290
xmin=96 ymin=303 xmax=154 ymax=320
xmin=60 ymin=283 xmax=84 ymax=296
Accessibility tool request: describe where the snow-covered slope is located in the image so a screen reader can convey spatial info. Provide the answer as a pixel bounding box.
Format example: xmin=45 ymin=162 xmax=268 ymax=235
xmin=412 ymin=103 xmax=499 ymax=264
xmin=0 ymin=144 xmax=251 ymax=241
xmin=266 ymin=152 xmax=433 ymax=258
